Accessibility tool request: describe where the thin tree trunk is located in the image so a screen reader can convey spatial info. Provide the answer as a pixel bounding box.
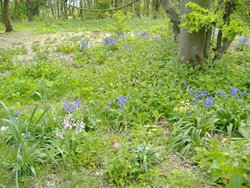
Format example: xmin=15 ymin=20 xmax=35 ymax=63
xmin=57 ymin=0 xmax=60 ymax=19
xmin=3 ymin=0 xmax=13 ymax=32
xmin=214 ymin=38 xmax=234 ymax=60
xmin=114 ymin=0 xmax=118 ymax=8
xmin=135 ymin=0 xmax=141 ymax=18
xmin=204 ymin=28 xmax=212 ymax=59
xmin=80 ymin=0 xmax=83 ymax=17
xmin=28 ymin=7 xmax=33 ymax=21
xmin=1 ymin=0 xmax=4 ymax=23
xmin=155 ymin=0 xmax=160 ymax=12
xmin=144 ymin=0 xmax=149 ymax=17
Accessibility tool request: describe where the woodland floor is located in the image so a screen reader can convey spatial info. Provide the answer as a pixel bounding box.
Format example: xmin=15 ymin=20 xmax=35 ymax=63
xmin=0 ymin=19 xmax=249 ymax=187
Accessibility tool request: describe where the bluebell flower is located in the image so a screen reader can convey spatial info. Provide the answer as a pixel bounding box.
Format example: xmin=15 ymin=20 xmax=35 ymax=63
xmin=104 ymin=37 xmax=117 ymax=46
xmin=107 ymin=99 xmax=112 ymax=104
xmin=76 ymin=98 xmax=82 ymax=108
xmin=141 ymin=32 xmax=148 ymax=39
xmin=239 ymin=37 xmax=247 ymax=44
xmin=106 ymin=106 xmax=111 ymax=111
xmin=14 ymin=110 xmax=20 ymax=115
xmin=80 ymin=41 xmax=88 ymax=50
xmin=64 ymin=99 xmax=75 ymax=113
xmin=203 ymin=96 xmax=214 ymax=108
xmin=188 ymin=88 xmax=194 ymax=94
xmin=216 ymin=90 xmax=226 ymax=98
xmin=12 ymin=117 xmax=19 ymax=123
xmin=117 ymin=95 xmax=130 ymax=107
xmin=194 ymin=94 xmax=200 ymax=103
xmin=242 ymin=91 xmax=247 ymax=96
xmin=182 ymin=79 xmax=187 ymax=87
xmin=230 ymin=86 xmax=239 ymax=97
xmin=118 ymin=33 xmax=125 ymax=38
xmin=154 ymin=34 xmax=161 ymax=40
xmin=23 ymin=131 xmax=30 ymax=139
xmin=199 ymin=91 xmax=208 ymax=97
xmin=216 ymin=90 xmax=225 ymax=95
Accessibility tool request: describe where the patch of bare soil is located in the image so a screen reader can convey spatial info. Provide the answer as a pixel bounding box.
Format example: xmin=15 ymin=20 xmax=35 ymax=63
xmin=0 ymin=31 xmax=112 ymax=64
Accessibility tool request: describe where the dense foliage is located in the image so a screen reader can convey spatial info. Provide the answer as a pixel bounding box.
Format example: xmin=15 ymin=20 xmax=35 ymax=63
xmin=0 ymin=18 xmax=249 ymax=187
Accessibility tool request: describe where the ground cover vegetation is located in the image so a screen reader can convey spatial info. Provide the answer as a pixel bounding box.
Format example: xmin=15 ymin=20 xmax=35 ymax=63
xmin=0 ymin=1 xmax=250 ymax=187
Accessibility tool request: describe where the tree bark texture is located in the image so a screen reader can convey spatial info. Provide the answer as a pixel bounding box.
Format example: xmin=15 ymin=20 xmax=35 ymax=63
xmin=161 ymin=0 xmax=180 ymax=39
xmin=3 ymin=0 xmax=13 ymax=32
xmin=177 ymin=0 xmax=210 ymax=67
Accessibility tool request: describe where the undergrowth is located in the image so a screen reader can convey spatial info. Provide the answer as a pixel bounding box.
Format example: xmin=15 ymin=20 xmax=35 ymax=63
xmin=0 ymin=18 xmax=249 ymax=187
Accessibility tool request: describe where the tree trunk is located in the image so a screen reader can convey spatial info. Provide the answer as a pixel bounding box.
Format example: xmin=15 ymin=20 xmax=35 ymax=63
xmin=155 ymin=0 xmax=160 ymax=12
xmin=177 ymin=0 xmax=210 ymax=68
xmin=135 ymin=0 xmax=141 ymax=18
xmin=161 ymin=0 xmax=180 ymax=39
xmin=144 ymin=0 xmax=149 ymax=17
xmin=1 ymin=0 xmax=4 ymax=23
xmin=3 ymin=0 xmax=13 ymax=32
xmin=28 ymin=7 xmax=33 ymax=21
xmin=80 ymin=0 xmax=83 ymax=17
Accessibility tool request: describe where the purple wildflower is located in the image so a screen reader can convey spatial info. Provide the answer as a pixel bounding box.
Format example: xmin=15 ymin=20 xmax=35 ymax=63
xmin=118 ymin=33 xmax=125 ymax=38
xmin=216 ymin=90 xmax=225 ymax=95
xmin=64 ymin=99 xmax=75 ymax=113
xmin=242 ymin=91 xmax=247 ymax=96
xmin=141 ymin=32 xmax=148 ymax=39
xmin=80 ymin=41 xmax=88 ymax=49
xmin=12 ymin=117 xmax=19 ymax=123
xmin=194 ymin=94 xmax=200 ymax=103
xmin=107 ymin=99 xmax=112 ymax=104
xmin=104 ymin=37 xmax=117 ymax=46
xmin=106 ymin=106 xmax=111 ymax=111
xmin=199 ymin=91 xmax=208 ymax=97
xmin=154 ymin=34 xmax=161 ymax=40
xmin=23 ymin=131 xmax=30 ymax=139
xmin=203 ymin=97 xmax=214 ymax=108
xmin=230 ymin=86 xmax=239 ymax=97
xmin=188 ymin=88 xmax=194 ymax=94
xmin=239 ymin=37 xmax=247 ymax=44
xmin=117 ymin=95 xmax=130 ymax=107
xmin=112 ymin=141 xmax=120 ymax=148
xmin=14 ymin=110 xmax=20 ymax=115
xmin=182 ymin=79 xmax=187 ymax=87
xmin=76 ymin=98 xmax=82 ymax=108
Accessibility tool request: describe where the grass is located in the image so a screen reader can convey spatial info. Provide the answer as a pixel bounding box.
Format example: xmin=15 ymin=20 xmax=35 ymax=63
xmin=0 ymin=18 xmax=166 ymax=34
xmin=0 ymin=17 xmax=249 ymax=187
